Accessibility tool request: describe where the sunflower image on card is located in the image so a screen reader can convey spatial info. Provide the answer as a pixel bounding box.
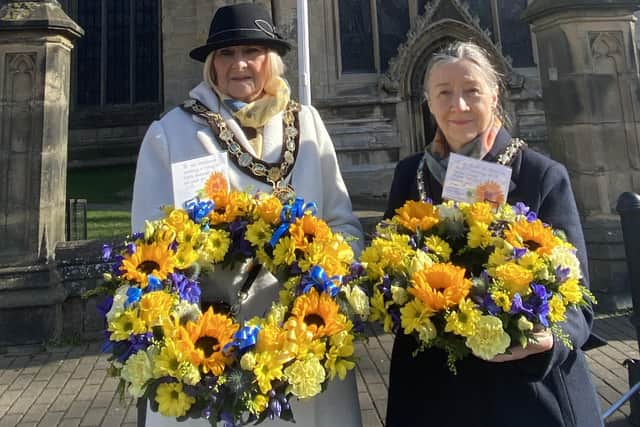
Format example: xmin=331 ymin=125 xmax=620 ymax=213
xmin=442 ymin=153 xmax=512 ymax=205
xmin=473 ymin=180 xmax=505 ymax=207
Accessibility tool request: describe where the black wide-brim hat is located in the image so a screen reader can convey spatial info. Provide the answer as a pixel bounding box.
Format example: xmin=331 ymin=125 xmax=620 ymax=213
xmin=189 ymin=3 xmax=291 ymax=62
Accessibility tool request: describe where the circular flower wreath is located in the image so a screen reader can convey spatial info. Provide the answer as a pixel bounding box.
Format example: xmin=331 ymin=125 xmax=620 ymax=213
xmin=94 ymin=173 xmax=370 ymax=425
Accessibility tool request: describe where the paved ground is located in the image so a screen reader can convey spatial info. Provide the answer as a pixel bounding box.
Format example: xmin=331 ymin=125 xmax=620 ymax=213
xmin=0 ymin=313 xmax=638 ymax=427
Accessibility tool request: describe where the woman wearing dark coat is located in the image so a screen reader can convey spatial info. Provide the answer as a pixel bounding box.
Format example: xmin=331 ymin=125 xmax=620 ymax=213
xmin=384 ymin=41 xmax=602 ymax=427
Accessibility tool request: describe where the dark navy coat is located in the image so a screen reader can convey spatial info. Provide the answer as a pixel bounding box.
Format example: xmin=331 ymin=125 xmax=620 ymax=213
xmin=384 ymin=129 xmax=603 ymax=427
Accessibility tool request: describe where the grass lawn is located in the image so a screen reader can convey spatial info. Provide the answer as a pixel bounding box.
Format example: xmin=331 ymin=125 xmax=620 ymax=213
xmin=67 ymin=165 xmax=134 ymax=239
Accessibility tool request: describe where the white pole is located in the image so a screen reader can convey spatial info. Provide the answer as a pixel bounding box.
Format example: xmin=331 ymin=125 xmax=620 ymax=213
xmin=297 ymin=0 xmax=311 ymax=105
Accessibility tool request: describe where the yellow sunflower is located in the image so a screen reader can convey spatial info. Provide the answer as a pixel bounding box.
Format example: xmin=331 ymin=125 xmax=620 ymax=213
xmin=394 ymin=200 xmax=440 ymax=232
xmin=289 ymin=214 xmax=332 ymax=251
xmin=504 ymin=219 xmax=560 ymax=256
xmin=119 ymin=242 xmax=176 ymax=286
xmin=289 ymin=289 xmax=348 ymax=338
xmin=409 ymin=263 xmax=471 ymax=311
xmin=177 ymin=307 xmax=239 ymax=375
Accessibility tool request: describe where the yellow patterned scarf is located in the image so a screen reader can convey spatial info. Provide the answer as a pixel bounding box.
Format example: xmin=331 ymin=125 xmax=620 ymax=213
xmin=213 ymin=77 xmax=290 ymax=157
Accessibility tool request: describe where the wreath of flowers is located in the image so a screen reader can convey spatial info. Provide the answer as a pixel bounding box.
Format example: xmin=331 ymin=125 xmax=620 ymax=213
xmin=347 ymin=199 xmax=595 ymax=372
xmin=94 ymin=173 xmax=369 ymax=425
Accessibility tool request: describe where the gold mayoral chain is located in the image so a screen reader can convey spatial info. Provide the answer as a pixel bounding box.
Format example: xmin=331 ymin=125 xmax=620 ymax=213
xmin=416 ymin=137 xmax=527 ymax=202
xmin=182 ymin=98 xmax=301 ymax=202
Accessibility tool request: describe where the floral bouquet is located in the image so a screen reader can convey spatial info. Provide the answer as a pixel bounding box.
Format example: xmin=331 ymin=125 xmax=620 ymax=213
xmin=351 ymin=199 xmax=594 ymax=371
xmin=93 ymin=177 xmax=367 ymax=425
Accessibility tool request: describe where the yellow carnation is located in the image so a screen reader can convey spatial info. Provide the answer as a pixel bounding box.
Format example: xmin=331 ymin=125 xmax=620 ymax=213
xmin=559 ymin=279 xmax=583 ymax=305
xmin=121 ymin=350 xmax=152 ymax=398
xmin=284 ymin=356 xmax=326 ymax=399
xmin=466 ymin=315 xmax=511 ymax=360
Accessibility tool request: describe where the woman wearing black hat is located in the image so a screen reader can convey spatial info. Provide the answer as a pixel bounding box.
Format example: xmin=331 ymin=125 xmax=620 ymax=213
xmin=132 ymin=3 xmax=363 ymax=427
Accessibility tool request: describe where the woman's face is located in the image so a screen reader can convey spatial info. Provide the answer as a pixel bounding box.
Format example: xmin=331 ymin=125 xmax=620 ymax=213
xmin=426 ymin=59 xmax=498 ymax=152
xmin=213 ymin=45 xmax=269 ymax=102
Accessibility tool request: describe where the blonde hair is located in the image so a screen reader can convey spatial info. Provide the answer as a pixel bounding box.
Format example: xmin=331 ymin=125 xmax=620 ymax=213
xmin=424 ymin=41 xmax=508 ymax=124
xmin=203 ymin=49 xmax=286 ymax=91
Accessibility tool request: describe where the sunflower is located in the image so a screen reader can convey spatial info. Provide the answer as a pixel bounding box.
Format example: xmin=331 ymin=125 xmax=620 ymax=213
xmin=289 ymin=214 xmax=332 ymax=251
xmin=504 ymin=219 xmax=560 ymax=256
xmin=409 ymin=263 xmax=471 ymax=311
xmin=119 ymin=242 xmax=176 ymax=286
xmin=394 ymin=200 xmax=440 ymax=232
xmin=177 ymin=307 xmax=239 ymax=375
xmin=289 ymin=289 xmax=348 ymax=338
xmin=203 ymin=171 xmax=229 ymax=199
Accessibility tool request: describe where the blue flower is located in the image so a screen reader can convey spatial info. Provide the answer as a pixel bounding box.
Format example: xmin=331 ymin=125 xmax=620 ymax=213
xmin=101 ymin=244 xmax=112 ymax=262
xmin=170 ymin=273 xmax=201 ymax=304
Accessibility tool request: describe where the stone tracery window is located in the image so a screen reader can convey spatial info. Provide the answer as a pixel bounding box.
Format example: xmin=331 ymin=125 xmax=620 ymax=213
xmin=339 ymin=0 xmax=534 ymax=75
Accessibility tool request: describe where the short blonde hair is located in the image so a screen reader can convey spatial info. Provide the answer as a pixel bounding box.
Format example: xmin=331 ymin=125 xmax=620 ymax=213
xmin=203 ymin=49 xmax=286 ymax=90
xmin=424 ymin=41 xmax=508 ymax=123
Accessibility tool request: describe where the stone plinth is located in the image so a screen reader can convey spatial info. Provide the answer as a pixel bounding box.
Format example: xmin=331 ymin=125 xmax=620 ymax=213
xmin=523 ymin=0 xmax=640 ymax=310
xmin=0 ymin=0 xmax=82 ymax=349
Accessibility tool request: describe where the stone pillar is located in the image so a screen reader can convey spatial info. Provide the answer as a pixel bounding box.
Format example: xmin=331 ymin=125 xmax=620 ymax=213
xmin=523 ymin=0 xmax=640 ymax=311
xmin=0 ymin=0 xmax=82 ymax=349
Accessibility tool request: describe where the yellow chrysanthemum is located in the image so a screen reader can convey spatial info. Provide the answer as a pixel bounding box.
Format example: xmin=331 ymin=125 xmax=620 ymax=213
xmin=164 ymin=209 xmax=191 ymax=232
xmin=155 ymin=382 xmax=195 ymax=418
xmin=559 ymin=278 xmax=583 ymax=305
xmin=108 ymin=309 xmax=147 ymax=341
xmin=297 ymin=238 xmax=353 ymax=277
xmin=153 ymin=338 xmax=186 ymax=378
xmin=256 ymin=194 xmax=283 ymax=225
xmin=289 ymin=214 xmax=332 ymax=251
xmin=490 ymin=289 xmax=512 ymax=312
xmin=394 ymin=200 xmax=440 ymax=232
xmin=248 ymin=394 xmax=269 ymax=416
xmin=504 ymin=219 xmax=560 ymax=256
xmin=173 ymin=243 xmax=199 ymax=270
xmin=549 ymin=295 xmax=567 ymax=322
xmin=425 ymin=235 xmax=452 ymax=261
xmin=400 ymin=299 xmax=437 ymax=344
xmin=119 ymin=242 xmax=176 ymax=286
xmin=203 ymin=171 xmax=229 ymax=199
xmin=246 ymin=219 xmax=273 ymax=248
xmin=409 ymin=263 xmax=471 ymax=311
xmin=138 ymin=291 xmax=174 ymax=328
xmin=290 ymin=289 xmax=348 ymax=338
xmin=254 ymin=351 xmax=285 ymax=394
xmin=284 ymin=356 xmax=326 ymax=399
xmin=444 ymin=298 xmax=482 ymax=337
xmin=225 ymin=191 xmax=254 ymax=220
xmin=462 ymin=201 xmax=495 ymax=225
xmin=360 ymin=245 xmax=385 ymax=281
xmin=517 ymin=251 xmax=545 ymax=274
xmin=466 ymin=315 xmax=511 ymax=360
xmin=177 ymin=307 xmax=239 ymax=375
xmin=325 ymin=330 xmax=355 ymax=380
xmin=467 ymin=222 xmax=493 ymax=249
xmin=200 ymin=229 xmax=231 ymax=264
xmin=273 ymin=236 xmax=297 ymax=266
xmin=173 ymin=220 xmax=202 ymax=247
xmin=494 ymin=263 xmax=533 ymax=296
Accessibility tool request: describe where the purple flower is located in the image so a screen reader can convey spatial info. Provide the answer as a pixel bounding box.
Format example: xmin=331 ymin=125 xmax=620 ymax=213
xmin=101 ymin=244 xmax=112 ymax=262
xmin=512 ymin=247 xmax=527 ymax=260
xmin=220 ymin=412 xmax=235 ymax=427
xmin=170 ymin=273 xmax=201 ymax=304
xmin=513 ymin=202 xmax=530 ymax=215
xmin=510 ymin=283 xmax=551 ymax=327
xmin=116 ymin=332 xmax=153 ymax=363
xmin=389 ymin=306 xmax=401 ymax=335
xmin=480 ymin=294 xmax=501 ymax=315
xmin=229 ymin=219 xmax=248 ymax=236
xmin=111 ymin=254 xmax=125 ymax=276
xmin=555 ymin=266 xmax=571 ymax=284
xmin=268 ymin=395 xmax=282 ymax=419
xmin=101 ymin=330 xmax=113 ymax=353
xmin=169 ymin=240 xmax=178 ymax=252
xmin=131 ymin=232 xmax=145 ymax=240
xmin=526 ymin=211 xmax=538 ymax=222
xmin=126 ymin=242 xmax=136 ymax=255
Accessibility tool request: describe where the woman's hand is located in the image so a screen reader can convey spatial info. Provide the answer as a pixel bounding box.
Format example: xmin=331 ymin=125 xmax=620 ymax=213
xmin=488 ymin=328 xmax=554 ymax=363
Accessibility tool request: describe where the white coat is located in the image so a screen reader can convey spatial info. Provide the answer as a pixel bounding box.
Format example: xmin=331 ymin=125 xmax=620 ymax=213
xmin=131 ymin=82 xmax=364 ymax=427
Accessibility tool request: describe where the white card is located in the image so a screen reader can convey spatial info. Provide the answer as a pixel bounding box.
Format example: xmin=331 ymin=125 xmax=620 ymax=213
xmin=441 ymin=153 xmax=512 ymax=206
xmin=171 ymin=153 xmax=229 ymax=209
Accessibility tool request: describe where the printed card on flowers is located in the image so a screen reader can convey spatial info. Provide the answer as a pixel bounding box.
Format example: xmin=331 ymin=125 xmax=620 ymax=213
xmin=442 ymin=153 xmax=512 ymax=206
xmin=171 ymin=152 xmax=229 ymax=209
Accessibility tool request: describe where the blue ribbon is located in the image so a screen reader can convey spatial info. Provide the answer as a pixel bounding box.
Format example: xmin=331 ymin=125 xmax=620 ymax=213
xmin=225 ymin=325 xmax=260 ymax=353
xmin=268 ymin=197 xmax=318 ymax=247
xmin=125 ymin=287 xmax=142 ymax=308
xmin=146 ymin=275 xmax=163 ymax=292
xmin=184 ymin=197 xmax=215 ymax=223
xmin=301 ymin=265 xmax=341 ymax=297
